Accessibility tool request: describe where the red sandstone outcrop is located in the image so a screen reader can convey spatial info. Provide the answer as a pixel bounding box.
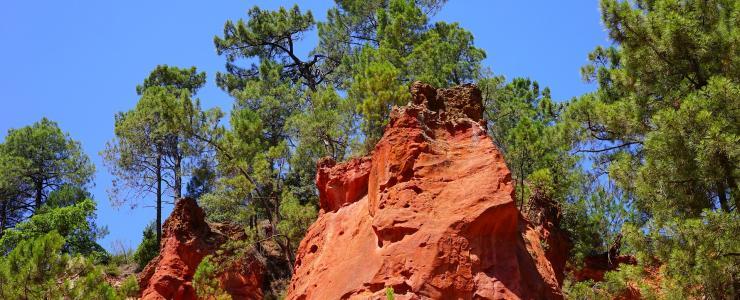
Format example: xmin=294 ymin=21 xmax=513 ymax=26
xmin=316 ymin=156 xmax=372 ymax=213
xmin=138 ymin=198 xmax=263 ymax=300
xmin=522 ymin=189 xmax=572 ymax=286
xmin=287 ymin=82 xmax=570 ymax=300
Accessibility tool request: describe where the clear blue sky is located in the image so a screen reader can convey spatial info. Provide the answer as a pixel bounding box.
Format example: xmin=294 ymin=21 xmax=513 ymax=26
xmin=0 ymin=1 xmax=608 ymax=251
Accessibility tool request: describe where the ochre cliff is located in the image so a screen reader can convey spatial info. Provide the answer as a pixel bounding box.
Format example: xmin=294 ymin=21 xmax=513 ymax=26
xmin=287 ymin=82 xmax=570 ymax=300
xmin=138 ymin=198 xmax=263 ymax=300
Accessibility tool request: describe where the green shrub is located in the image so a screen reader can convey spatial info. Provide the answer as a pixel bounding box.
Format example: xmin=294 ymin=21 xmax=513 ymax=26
xmin=118 ymin=275 xmax=140 ymax=298
xmin=0 ymin=231 xmax=119 ymax=299
xmin=563 ymin=279 xmax=603 ymax=300
xmin=104 ymin=263 xmax=121 ymax=277
xmin=0 ymin=198 xmax=108 ymax=257
xmin=193 ymin=255 xmax=230 ymax=299
xmin=108 ymin=240 xmax=135 ymax=266
xmin=133 ymin=221 xmax=159 ymax=271
xmin=385 ymin=287 xmax=395 ymax=300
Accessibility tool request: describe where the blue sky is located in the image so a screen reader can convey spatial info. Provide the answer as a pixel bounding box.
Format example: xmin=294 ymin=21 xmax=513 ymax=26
xmin=0 ymin=1 xmax=608 ymax=251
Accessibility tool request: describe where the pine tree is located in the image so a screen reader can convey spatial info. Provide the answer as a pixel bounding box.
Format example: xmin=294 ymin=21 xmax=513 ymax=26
xmin=103 ymin=65 xmax=217 ymax=244
xmin=563 ymin=0 xmax=739 ymax=297
xmin=0 ymin=118 xmax=94 ymax=214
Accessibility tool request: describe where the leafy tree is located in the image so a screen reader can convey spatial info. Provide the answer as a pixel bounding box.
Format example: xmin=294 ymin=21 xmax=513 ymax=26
xmin=479 ymin=75 xmax=624 ymax=260
xmin=563 ymin=0 xmax=740 ymax=297
xmin=136 ymin=65 xmax=206 ymax=95
xmin=214 ymin=5 xmax=331 ymax=92
xmin=407 ymin=22 xmax=486 ymax=87
xmin=103 ymin=88 xmax=170 ymax=245
xmin=205 ymin=62 xmax=301 ymax=227
xmin=193 ymin=255 xmax=231 ymax=300
xmin=0 ymin=120 xmax=99 ymax=255
xmin=624 ymin=210 xmax=739 ymax=298
xmin=569 ymin=0 xmax=738 ymax=218
xmin=276 ymin=191 xmax=317 ymax=250
xmin=316 ymin=0 xmax=448 ymax=86
xmin=103 ymin=65 xmax=217 ymax=244
xmin=215 ymin=0 xmax=483 ymax=151
xmin=480 ymin=77 xmax=562 ymax=206
xmin=205 ymin=6 xmax=326 ymax=272
xmin=44 ymin=184 xmax=93 ymax=209
xmin=566 ymin=211 xmax=739 ymax=299
xmin=348 ymin=48 xmax=410 ymax=146
xmin=342 ymin=0 xmax=428 ymax=144
xmin=342 ymin=0 xmax=485 ymax=146
xmin=0 ymin=118 xmax=94 ymax=213
xmin=285 ymin=87 xmax=357 ymax=203
xmin=136 ymin=65 xmax=210 ymax=199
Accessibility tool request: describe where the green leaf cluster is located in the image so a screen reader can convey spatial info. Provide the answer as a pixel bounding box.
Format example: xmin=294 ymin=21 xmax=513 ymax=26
xmin=0 ymin=231 xmax=131 ymax=300
xmin=0 ymin=196 xmax=106 ymax=257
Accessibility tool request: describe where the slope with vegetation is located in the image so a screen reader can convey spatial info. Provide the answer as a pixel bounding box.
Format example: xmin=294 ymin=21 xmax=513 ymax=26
xmin=0 ymin=0 xmax=736 ymax=299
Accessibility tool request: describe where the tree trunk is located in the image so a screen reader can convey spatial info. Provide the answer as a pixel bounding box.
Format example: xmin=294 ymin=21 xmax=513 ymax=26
xmin=519 ymin=161 xmax=525 ymax=209
xmin=34 ymin=180 xmax=43 ymax=211
xmin=283 ymin=236 xmax=295 ymax=274
xmin=174 ymin=153 xmax=182 ymax=199
xmin=156 ymin=153 xmax=163 ymax=246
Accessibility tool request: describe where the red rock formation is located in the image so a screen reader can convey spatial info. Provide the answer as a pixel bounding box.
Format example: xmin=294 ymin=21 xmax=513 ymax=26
xmin=316 ymin=156 xmax=372 ymax=213
xmin=287 ymin=82 xmax=569 ymax=300
xmin=522 ymin=189 xmax=572 ymax=286
xmin=138 ymin=198 xmax=263 ymax=300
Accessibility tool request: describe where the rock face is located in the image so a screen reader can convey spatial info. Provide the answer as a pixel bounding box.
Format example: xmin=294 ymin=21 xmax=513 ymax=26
xmin=522 ymin=190 xmax=572 ymax=287
xmin=287 ymin=82 xmax=569 ymax=299
xmin=138 ymin=198 xmax=263 ymax=300
xmin=316 ymin=156 xmax=372 ymax=213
